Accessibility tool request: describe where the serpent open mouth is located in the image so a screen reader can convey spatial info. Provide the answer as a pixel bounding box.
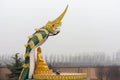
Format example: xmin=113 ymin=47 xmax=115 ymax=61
xmin=54 ymin=26 xmax=61 ymax=32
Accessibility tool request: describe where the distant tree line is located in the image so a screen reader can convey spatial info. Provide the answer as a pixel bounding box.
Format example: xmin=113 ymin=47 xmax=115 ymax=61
xmin=0 ymin=51 xmax=120 ymax=80
xmin=0 ymin=51 xmax=120 ymax=67
xmin=44 ymin=52 xmax=120 ymax=67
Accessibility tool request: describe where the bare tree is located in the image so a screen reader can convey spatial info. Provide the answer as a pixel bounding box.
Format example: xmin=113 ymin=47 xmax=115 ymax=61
xmin=106 ymin=66 xmax=120 ymax=80
xmin=96 ymin=67 xmax=105 ymax=80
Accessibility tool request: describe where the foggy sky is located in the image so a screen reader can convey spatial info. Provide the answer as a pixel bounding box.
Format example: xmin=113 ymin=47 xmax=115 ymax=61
xmin=0 ymin=0 xmax=120 ymax=56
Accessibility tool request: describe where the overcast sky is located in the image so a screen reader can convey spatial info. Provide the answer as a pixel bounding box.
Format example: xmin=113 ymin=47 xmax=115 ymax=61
xmin=0 ymin=0 xmax=120 ymax=56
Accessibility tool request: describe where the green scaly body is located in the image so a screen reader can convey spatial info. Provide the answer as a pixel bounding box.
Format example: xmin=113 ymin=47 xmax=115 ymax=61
xmin=19 ymin=28 xmax=50 ymax=80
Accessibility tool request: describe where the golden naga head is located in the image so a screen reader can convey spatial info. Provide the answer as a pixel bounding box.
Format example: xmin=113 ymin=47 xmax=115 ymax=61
xmin=44 ymin=5 xmax=68 ymax=35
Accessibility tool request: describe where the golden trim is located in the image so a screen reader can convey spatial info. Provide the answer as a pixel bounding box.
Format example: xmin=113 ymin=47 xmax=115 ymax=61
xmin=33 ymin=73 xmax=87 ymax=79
xmin=18 ymin=68 xmax=24 ymax=80
xmin=24 ymin=53 xmax=29 ymax=58
xmin=34 ymin=28 xmax=40 ymax=31
xmin=35 ymin=33 xmax=43 ymax=41
xmin=40 ymin=29 xmax=49 ymax=34
xmin=22 ymin=64 xmax=30 ymax=68
xmin=29 ymin=41 xmax=34 ymax=48
xmin=27 ymin=35 xmax=33 ymax=39
xmin=24 ymin=43 xmax=28 ymax=48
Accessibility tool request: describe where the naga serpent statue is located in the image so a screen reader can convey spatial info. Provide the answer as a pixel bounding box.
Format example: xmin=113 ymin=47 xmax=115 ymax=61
xmin=19 ymin=5 xmax=68 ymax=80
